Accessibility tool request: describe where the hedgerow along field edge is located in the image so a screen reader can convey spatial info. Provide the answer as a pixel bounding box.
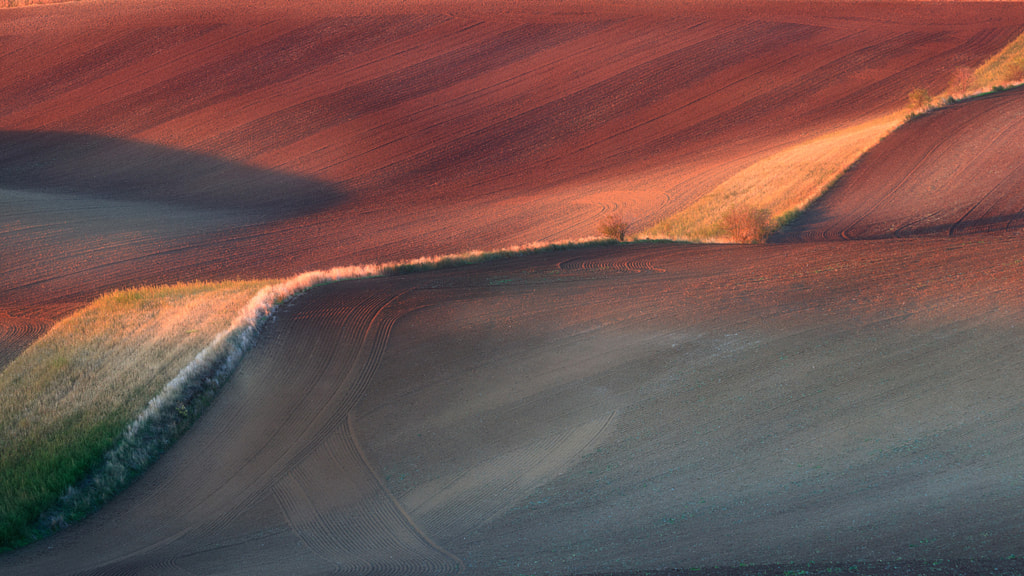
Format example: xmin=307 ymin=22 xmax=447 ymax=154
xmin=0 ymin=239 xmax=619 ymax=550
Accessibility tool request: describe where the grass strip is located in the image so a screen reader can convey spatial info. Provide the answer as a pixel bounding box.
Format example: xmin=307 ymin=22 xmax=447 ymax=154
xmin=644 ymin=116 xmax=900 ymax=242
xmin=0 ymin=281 xmax=267 ymax=549
xmin=645 ymin=29 xmax=1024 ymax=244
xmin=0 ymin=238 xmax=615 ymax=551
xmin=2 ymin=0 xmax=79 ymax=7
xmin=969 ymin=32 xmax=1024 ymax=93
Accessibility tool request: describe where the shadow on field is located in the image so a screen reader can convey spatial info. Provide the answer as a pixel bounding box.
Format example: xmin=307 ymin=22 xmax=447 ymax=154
xmin=0 ymin=131 xmax=342 ymax=218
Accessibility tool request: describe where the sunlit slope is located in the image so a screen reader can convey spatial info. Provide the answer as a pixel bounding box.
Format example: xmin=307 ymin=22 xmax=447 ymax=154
xmin=0 ymin=282 xmax=266 ymax=548
xmin=646 ymin=114 xmax=902 ymax=242
xmin=0 ymin=242 xmax=607 ymax=551
xmin=646 ymin=29 xmax=1024 ymax=243
xmin=3 ymin=239 xmax=1024 ymax=574
xmin=778 ymin=86 xmax=1024 ymax=241
xmin=4 ymin=0 xmax=1024 ymax=364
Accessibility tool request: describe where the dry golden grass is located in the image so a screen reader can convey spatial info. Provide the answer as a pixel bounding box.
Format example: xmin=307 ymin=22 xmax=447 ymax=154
xmin=646 ymin=29 xmax=1024 ymax=244
xmin=0 ymin=281 xmax=268 ymax=547
xmin=645 ymin=115 xmax=900 ymax=243
xmin=947 ymin=67 xmax=975 ymax=99
xmin=1 ymin=238 xmax=615 ymax=549
xmin=2 ymin=0 xmax=78 ymax=7
xmin=969 ymin=30 xmax=1024 ymax=92
xmin=1 ymin=282 xmax=267 ymax=446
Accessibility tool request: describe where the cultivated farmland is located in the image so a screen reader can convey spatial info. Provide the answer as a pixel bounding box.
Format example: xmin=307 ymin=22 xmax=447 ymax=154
xmin=3 ymin=1 xmax=1024 ymax=575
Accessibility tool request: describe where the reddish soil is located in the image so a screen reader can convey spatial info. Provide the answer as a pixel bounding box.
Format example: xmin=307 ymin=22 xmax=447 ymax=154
xmin=4 ymin=0 xmax=1024 ymax=362
xmin=4 ymin=238 xmax=1024 ymax=574
xmin=778 ymin=85 xmax=1024 ymax=241
xmin=5 ymin=1 xmax=1024 ymax=574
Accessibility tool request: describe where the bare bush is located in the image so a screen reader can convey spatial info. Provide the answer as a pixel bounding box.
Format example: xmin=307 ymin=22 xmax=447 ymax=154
xmin=907 ymin=87 xmax=932 ymax=112
xmin=948 ymin=67 xmax=974 ymax=98
xmin=598 ymin=214 xmax=630 ymax=241
xmin=1008 ymin=63 xmax=1024 ymax=84
xmin=721 ymin=205 xmax=772 ymax=243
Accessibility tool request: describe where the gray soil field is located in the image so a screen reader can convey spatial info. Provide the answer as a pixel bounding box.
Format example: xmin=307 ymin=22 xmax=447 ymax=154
xmin=4 ymin=0 xmax=1024 ymax=574
xmin=4 ymin=239 xmax=1024 ymax=574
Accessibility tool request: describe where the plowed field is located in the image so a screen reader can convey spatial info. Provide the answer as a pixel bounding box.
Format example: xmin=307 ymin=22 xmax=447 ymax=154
xmin=778 ymin=85 xmax=1024 ymax=241
xmin=4 ymin=0 xmax=1024 ymax=362
xmin=5 ymin=239 xmax=1024 ymax=574
xmin=6 ymin=1 xmax=1024 ymax=574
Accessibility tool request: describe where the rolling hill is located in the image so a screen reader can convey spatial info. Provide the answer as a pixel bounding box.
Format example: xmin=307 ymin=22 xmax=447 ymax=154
xmin=4 ymin=0 xmax=1024 ymax=365
xmin=4 ymin=1 xmax=1024 ymax=574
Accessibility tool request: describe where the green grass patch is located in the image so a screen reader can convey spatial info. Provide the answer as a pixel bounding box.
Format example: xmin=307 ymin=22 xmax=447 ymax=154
xmin=0 ymin=238 xmax=619 ymax=550
xmin=0 ymin=280 xmax=267 ymax=549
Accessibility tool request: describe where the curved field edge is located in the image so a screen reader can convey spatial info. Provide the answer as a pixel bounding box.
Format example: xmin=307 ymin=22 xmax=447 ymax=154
xmin=643 ymin=115 xmax=901 ymax=243
xmin=0 ymin=281 xmax=268 ymax=548
xmin=644 ymin=30 xmax=1024 ymax=244
xmin=0 ymin=237 xmax=616 ymax=551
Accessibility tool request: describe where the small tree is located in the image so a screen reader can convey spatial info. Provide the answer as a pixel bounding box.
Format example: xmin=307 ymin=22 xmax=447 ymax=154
xmin=907 ymin=87 xmax=932 ymax=112
xmin=721 ymin=205 xmax=771 ymax=244
xmin=598 ymin=214 xmax=630 ymax=241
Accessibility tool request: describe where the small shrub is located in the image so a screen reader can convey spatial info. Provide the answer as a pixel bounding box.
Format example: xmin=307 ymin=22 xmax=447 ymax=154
xmin=948 ymin=67 xmax=974 ymax=98
xmin=721 ymin=205 xmax=771 ymax=244
xmin=598 ymin=214 xmax=630 ymax=241
xmin=907 ymin=87 xmax=932 ymax=112
xmin=1008 ymin=63 xmax=1024 ymax=83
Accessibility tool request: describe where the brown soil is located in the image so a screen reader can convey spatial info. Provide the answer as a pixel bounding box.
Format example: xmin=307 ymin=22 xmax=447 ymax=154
xmin=777 ymin=86 xmax=1024 ymax=241
xmin=4 ymin=238 xmax=1024 ymax=574
xmin=4 ymin=0 xmax=1024 ymax=362
xmin=5 ymin=1 xmax=1024 ymax=574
